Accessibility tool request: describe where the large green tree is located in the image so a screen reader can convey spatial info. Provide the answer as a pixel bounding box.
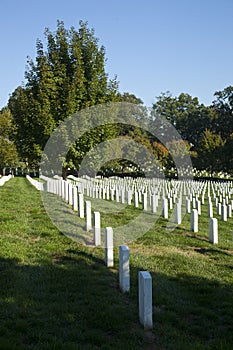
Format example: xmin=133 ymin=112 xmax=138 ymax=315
xmin=151 ymin=91 xmax=214 ymax=147
xmin=210 ymin=86 xmax=233 ymax=172
xmin=8 ymin=21 xmax=119 ymax=170
xmin=212 ymin=86 xmax=233 ymax=139
xmin=195 ymin=130 xmax=226 ymax=173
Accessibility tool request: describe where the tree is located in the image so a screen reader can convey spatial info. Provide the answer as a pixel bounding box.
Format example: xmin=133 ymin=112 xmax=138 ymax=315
xmin=212 ymin=86 xmax=233 ymax=139
xmin=0 ymin=108 xmax=19 ymax=174
xmin=151 ymin=92 xmax=213 ymax=147
xmin=8 ymin=21 xmax=119 ymax=171
xmin=195 ymin=130 xmax=226 ymax=173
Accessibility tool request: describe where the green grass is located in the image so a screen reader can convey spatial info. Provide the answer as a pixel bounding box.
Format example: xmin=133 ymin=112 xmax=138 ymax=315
xmin=0 ymin=178 xmax=233 ymax=349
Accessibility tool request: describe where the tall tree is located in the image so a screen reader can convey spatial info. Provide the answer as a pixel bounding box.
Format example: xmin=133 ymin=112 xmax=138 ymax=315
xmin=195 ymin=130 xmax=226 ymax=173
xmin=0 ymin=108 xmax=19 ymax=174
xmin=8 ymin=21 xmax=119 ymax=170
xmin=151 ymin=92 xmax=213 ymax=147
xmin=212 ymin=86 xmax=233 ymax=139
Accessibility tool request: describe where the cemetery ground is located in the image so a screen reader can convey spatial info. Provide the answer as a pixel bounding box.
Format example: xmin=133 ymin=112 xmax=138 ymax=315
xmin=0 ymin=178 xmax=233 ymax=350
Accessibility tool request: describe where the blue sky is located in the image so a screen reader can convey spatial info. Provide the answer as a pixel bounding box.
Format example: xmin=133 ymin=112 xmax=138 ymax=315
xmin=0 ymin=0 xmax=233 ymax=108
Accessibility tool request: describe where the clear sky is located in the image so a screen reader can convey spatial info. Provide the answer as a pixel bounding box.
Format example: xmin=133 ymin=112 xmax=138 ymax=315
xmin=0 ymin=0 xmax=233 ymax=108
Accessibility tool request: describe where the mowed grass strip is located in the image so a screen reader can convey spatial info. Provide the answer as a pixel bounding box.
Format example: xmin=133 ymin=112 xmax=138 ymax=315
xmin=0 ymin=178 xmax=144 ymax=350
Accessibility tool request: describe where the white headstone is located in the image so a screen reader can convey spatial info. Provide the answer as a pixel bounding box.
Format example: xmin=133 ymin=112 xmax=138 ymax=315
xmin=162 ymin=198 xmax=168 ymax=219
xmin=196 ymin=200 xmax=201 ymax=215
xmin=94 ymin=211 xmax=101 ymax=246
xmin=120 ymin=189 xmax=125 ymax=204
xmin=127 ymin=191 xmax=132 ymax=205
xmin=134 ymin=192 xmax=139 ymax=208
xmin=119 ymin=246 xmax=130 ymax=292
xmin=191 ymin=209 xmax=198 ymax=232
xmin=68 ymin=183 xmax=73 ymax=205
xmin=221 ymin=204 xmax=227 ymax=221
xmin=209 ymin=218 xmax=218 ymax=244
xmin=186 ymin=198 xmax=191 ymax=213
xmin=208 ymin=201 xmax=213 ymax=218
xmin=85 ymin=200 xmax=92 ymax=231
xmin=116 ymin=189 xmax=120 ymax=202
xmin=138 ymin=271 xmax=153 ymax=330
xmin=151 ymin=195 xmax=157 ymax=213
xmin=217 ymin=203 xmax=222 ymax=215
xmin=142 ymin=193 xmax=147 ymax=211
xmin=72 ymin=186 xmax=78 ymax=212
xmin=110 ymin=188 xmax=115 ymax=201
xmin=65 ymin=181 xmax=69 ymax=202
xmin=168 ymin=197 xmax=173 ymax=210
xmin=105 ymin=227 xmax=114 ymax=267
xmin=78 ymin=193 xmax=84 ymax=218
xmin=174 ymin=202 xmax=182 ymax=224
xmin=192 ymin=198 xmax=196 ymax=209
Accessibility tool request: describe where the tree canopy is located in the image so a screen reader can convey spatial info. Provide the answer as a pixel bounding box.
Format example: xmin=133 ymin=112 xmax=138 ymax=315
xmin=0 ymin=108 xmax=19 ymax=174
xmin=8 ymin=21 xmax=119 ymax=170
xmin=151 ymin=89 xmax=233 ymax=174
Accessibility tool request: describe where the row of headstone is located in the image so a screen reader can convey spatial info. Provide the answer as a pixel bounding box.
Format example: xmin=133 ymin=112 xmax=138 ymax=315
xmin=40 ymin=175 xmax=233 ymax=247
xmin=26 ymin=175 xmax=45 ymax=191
xmin=70 ymin=175 xmax=231 ymax=224
xmin=69 ymin=176 xmax=210 ymax=218
xmin=35 ymin=175 xmax=154 ymax=330
xmin=207 ymin=196 xmax=232 ymax=221
xmin=103 ymin=227 xmax=153 ymax=330
xmin=39 ymin=175 xmax=233 ymax=328
xmin=99 ymin=178 xmax=231 ymax=245
xmin=0 ymin=174 xmax=13 ymax=186
xmin=41 ymin=177 xmax=233 ymax=245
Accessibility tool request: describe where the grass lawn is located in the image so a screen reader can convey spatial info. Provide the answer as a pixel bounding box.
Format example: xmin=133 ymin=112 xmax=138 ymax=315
xmin=0 ymin=177 xmax=233 ymax=349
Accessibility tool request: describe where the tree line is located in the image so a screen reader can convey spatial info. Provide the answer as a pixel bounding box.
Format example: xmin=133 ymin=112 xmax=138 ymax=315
xmin=1 ymin=21 xmax=233 ymax=177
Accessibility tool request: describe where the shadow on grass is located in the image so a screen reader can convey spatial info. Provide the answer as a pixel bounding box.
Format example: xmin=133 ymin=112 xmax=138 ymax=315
xmin=194 ymin=247 xmax=232 ymax=257
xmin=129 ymin=257 xmax=233 ymax=350
xmin=0 ymin=254 xmax=144 ymax=350
xmin=1 ymin=247 xmax=233 ymax=350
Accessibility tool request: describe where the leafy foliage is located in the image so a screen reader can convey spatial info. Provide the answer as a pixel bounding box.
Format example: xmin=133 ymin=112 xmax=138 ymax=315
xmin=0 ymin=108 xmax=18 ymax=173
xmin=152 ymin=89 xmax=233 ymax=174
xmin=8 ymin=21 xmax=119 ymax=169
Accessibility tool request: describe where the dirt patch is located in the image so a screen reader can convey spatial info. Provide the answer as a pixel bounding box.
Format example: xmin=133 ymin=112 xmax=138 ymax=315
xmin=143 ymin=330 xmax=166 ymax=350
